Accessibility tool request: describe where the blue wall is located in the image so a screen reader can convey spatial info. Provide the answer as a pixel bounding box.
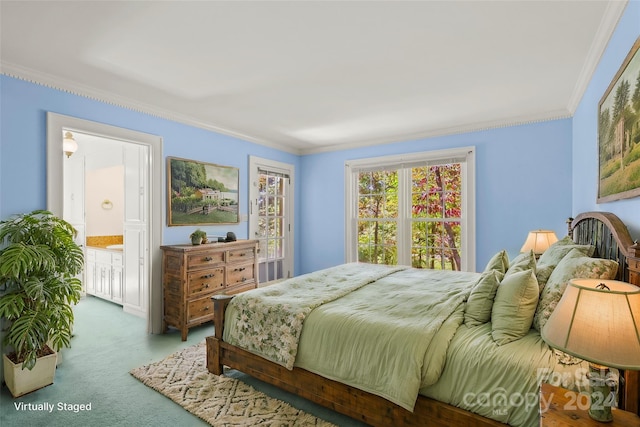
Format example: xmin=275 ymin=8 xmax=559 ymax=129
xmin=299 ymin=119 xmax=573 ymax=273
xmin=572 ymin=1 xmax=640 ymax=239
xmin=0 ymin=75 xmax=302 ymax=271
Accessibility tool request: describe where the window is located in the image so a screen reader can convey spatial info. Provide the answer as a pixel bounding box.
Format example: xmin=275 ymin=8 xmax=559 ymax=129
xmin=345 ymin=147 xmax=475 ymax=271
xmin=249 ymin=157 xmax=295 ymax=283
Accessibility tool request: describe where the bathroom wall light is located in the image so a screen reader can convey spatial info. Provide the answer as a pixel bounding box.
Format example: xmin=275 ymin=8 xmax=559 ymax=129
xmin=63 ymin=131 xmax=78 ymax=158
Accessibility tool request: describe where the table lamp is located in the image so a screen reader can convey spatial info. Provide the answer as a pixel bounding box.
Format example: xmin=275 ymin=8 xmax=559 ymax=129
xmin=520 ymin=230 xmax=558 ymax=258
xmin=541 ymin=278 xmax=640 ymax=422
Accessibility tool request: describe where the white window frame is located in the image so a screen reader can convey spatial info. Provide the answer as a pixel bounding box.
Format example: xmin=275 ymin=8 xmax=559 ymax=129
xmin=345 ymin=147 xmax=475 ymax=272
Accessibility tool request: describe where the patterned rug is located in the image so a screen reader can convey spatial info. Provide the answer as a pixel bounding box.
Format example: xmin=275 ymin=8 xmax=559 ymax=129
xmin=130 ymin=342 xmax=336 ymax=427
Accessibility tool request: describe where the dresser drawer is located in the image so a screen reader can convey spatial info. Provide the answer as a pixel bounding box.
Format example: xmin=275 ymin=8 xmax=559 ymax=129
xmin=228 ymin=247 xmax=255 ymax=264
xmin=187 ymin=251 xmax=225 ymax=269
xmin=227 ymin=261 xmax=255 ymax=286
xmin=187 ymin=268 xmax=224 ymax=296
xmin=187 ymin=296 xmax=214 ymax=323
xmin=628 ymin=257 xmax=640 ymax=271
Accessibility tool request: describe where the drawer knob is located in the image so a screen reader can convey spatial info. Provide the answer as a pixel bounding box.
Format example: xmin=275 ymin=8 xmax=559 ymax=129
xmin=202 ymin=273 xmax=215 ymax=279
xmin=204 ymin=256 xmax=213 ymax=261
xmin=236 ymin=267 xmax=246 ymax=272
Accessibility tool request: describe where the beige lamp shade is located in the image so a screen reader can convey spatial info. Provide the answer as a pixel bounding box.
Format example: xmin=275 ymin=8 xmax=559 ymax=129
xmin=541 ymin=279 xmax=640 ymax=370
xmin=520 ymin=230 xmax=558 ymax=255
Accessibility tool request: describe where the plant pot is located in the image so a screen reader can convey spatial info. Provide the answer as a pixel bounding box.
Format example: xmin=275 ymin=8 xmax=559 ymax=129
xmin=191 ymin=236 xmax=203 ymax=245
xmin=46 ymin=339 xmax=63 ymax=366
xmin=3 ymin=351 xmax=57 ymax=397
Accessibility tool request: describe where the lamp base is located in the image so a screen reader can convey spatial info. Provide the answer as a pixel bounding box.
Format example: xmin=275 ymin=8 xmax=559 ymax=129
xmin=587 ymin=363 xmax=617 ymax=423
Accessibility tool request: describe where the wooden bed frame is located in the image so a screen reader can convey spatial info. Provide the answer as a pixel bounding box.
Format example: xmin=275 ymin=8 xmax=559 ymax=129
xmin=206 ymin=211 xmax=639 ymax=426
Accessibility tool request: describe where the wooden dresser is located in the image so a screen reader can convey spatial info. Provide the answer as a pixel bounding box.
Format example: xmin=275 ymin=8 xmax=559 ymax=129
xmin=161 ymin=240 xmax=259 ymax=340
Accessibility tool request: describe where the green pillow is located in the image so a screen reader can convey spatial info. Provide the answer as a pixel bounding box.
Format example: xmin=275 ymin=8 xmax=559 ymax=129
xmin=532 ymin=248 xmax=618 ymax=331
xmin=491 ymin=269 xmax=539 ymax=345
xmin=483 ymin=250 xmax=509 ymax=274
xmin=537 ymin=236 xmax=595 ymax=269
xmin=504 ymin=250 xmax=536 ymax=279
xmin=464 ymin=270 xmax=503 ymax=327
xmin=535 ymin=264 xmax=555 ymax=293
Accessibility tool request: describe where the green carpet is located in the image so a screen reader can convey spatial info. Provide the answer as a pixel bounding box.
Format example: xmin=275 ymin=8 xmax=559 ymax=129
xmin=0 ymin=296 xmax=367 ymax=427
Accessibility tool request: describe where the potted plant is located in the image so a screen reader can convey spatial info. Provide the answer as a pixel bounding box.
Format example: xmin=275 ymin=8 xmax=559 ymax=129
xmin=0 ymin=210 xmax=83 ymax=397
xmin=190 ymin=229 xmax=208 ymax=245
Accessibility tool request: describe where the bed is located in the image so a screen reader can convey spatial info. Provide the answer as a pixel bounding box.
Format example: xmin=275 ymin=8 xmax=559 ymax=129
xmin=205 ymin=211 xmax=639 ymax=426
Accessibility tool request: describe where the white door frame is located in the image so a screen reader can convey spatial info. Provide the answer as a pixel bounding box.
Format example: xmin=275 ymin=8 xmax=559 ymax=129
xmin=248 ymin=156 xmax=295 ymax=283
xmin=46 ymin=112 xmax=163 ymax=333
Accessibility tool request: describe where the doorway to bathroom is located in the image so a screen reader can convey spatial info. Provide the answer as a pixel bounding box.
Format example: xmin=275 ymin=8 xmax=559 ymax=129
xmin=46 ymin=113 xmax=163 ymax=334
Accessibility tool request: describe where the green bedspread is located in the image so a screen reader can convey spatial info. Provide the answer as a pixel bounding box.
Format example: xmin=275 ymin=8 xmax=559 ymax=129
xmin=293 ymin=268 xmax=479 ymax=411
xmin=224 ymin=264 xmax=478 ymax=411
xmin=223 ymin=263 xmax=407 ymax=369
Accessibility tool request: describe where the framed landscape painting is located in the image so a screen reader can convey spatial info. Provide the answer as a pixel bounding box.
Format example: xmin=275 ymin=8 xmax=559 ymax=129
xmin=597 ymin=37 xmax=640 ymax=203
xmin=167 ymin=157 xmax=239 ymax=226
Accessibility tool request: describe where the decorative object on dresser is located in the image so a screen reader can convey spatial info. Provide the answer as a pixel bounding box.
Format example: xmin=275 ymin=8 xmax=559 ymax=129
xmin=541 ymin=278 xmax=640 ymax=422
xmin=520 ymin=229 xmax=558 ymax=258
xmin=161 ymin=240 xmax=258 ymax=341
xmin=189 ymin=229 xmax=208 ymax=245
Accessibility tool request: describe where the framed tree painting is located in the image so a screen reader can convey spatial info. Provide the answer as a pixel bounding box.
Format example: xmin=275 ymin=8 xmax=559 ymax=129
xmin=597 ymin=36 xmax=640 ymax=203
xmin=167 ymin=157 xmax=240 ymax=226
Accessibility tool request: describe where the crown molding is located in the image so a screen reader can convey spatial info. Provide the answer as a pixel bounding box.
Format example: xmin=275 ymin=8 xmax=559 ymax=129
xmin=0 ymin=60 xmax=583 ymax=158
xmin=299 ymin=110 xmax=573 ymax=155
xmin=565 ymin=0 xmax=628 ymax=113
xmin=1 ymin=62 xmax=303 ymax=155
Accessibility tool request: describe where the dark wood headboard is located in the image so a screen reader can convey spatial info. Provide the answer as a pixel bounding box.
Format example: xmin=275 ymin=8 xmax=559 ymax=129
xmin=568 ymin=211 xmax=634 ymax=283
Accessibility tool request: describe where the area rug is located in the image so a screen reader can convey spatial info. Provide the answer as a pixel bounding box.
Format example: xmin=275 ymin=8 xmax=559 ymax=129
xmin=130 ymin=342 xmax=336 ymax=427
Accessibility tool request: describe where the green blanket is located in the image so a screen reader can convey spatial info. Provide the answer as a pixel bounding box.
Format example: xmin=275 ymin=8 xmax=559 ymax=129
xmin=295 ymin=268 xmax=479 ymax=411
xmin=223 ymin=263 xmax=407 ymax=369
xmin=421 ymin=323 xmax=589 ymax=427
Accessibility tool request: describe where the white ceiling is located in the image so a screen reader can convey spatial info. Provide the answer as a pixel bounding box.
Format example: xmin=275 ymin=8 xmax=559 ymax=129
xmin=0 ymin=1 xmax=627 ymax=154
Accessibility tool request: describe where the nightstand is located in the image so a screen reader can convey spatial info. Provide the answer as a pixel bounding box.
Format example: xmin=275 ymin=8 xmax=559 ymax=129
xmin=539 ymin=383 xmax=640 ymax=426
